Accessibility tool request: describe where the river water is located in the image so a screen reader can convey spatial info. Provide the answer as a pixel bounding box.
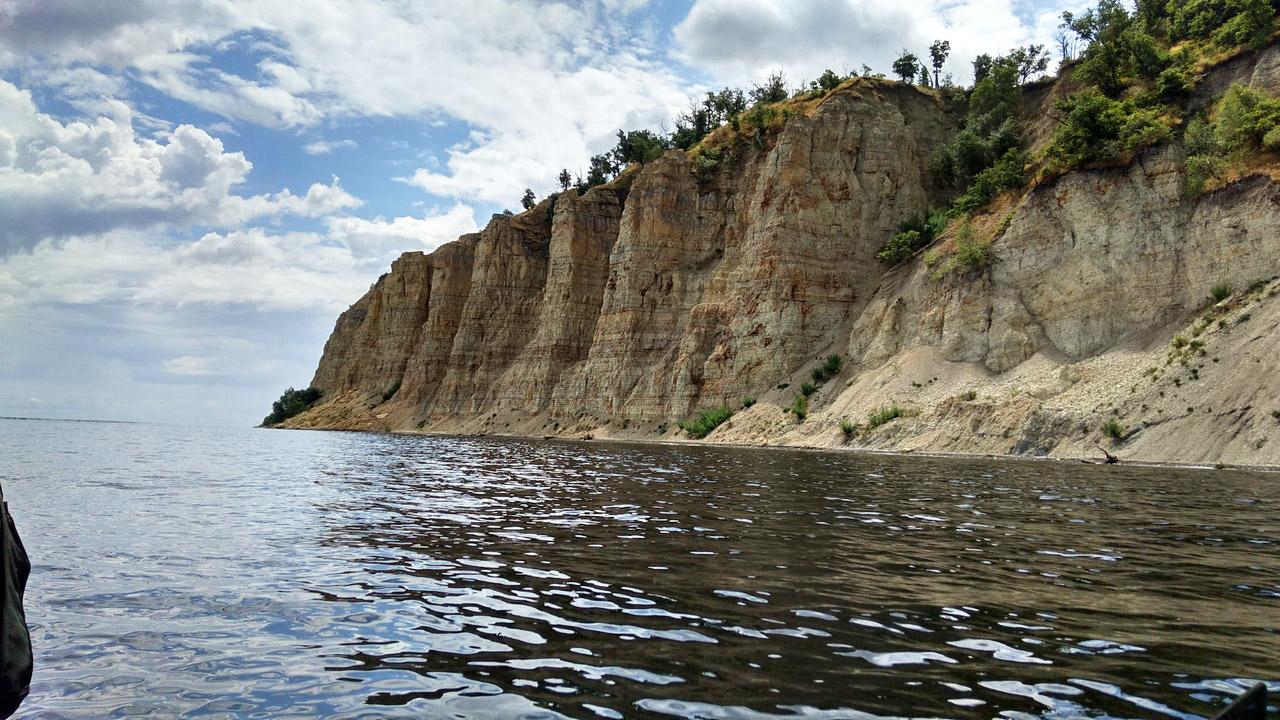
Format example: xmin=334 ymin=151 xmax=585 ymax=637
xmin=1 ymin=418 xmax=1277 ymax=719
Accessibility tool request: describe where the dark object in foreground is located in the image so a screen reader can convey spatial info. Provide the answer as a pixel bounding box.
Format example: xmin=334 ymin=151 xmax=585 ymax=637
xmin=1211 ymin=683 xmax=1269 ymax=720
xmin=0 ymin=485 xmax=31 ymax=719
xmin=1087 ymin=445 xmax=1119 ymax=464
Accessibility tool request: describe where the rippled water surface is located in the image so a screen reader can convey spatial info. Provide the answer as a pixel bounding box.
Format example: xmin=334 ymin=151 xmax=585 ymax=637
xmin=2 ymin=419 xmax=1278 ymax=719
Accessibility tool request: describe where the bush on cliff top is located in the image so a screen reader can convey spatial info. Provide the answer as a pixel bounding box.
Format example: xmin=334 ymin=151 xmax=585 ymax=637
xmin=263 ymin=386 xmax=322 ymax=426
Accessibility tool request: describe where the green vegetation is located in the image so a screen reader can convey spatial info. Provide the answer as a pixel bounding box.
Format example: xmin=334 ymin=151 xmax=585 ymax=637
xmin=800 ymin=382 xmax=818 ymax=397
xmin=791 ymin=395 xmax=809 ymax=421
xmin=1044 ymin=91 xmax=1170 ymax=173
xmin=1185 ymin=84 xmax=1280 ymax=193
xmin=876 ymin=209 xmax=949 ymax=266
xmin=678 ymin=406 xmax=733 ymax=439
xmin=866 ymin=404 xmax=913 ymax=431
xmin=809 ymin=354 xmax=845 ymax=383
xmin=929 ymin=47 xmax=1043 ymax=215
xmin=742 ymin=396 xmax=757 ymax=408
xmin=1211 ymin=282 xmax=1233 ymax=302
xmin=958 ymin=390 xmax=978 ymax=401
xmin=1271 ymin=409 xmax=1280 ymax=419
xmin=1102 ymin=419 xmax=1126 ymax=439
xmin=839 ymin=417 xmax=859 ymax=437
xmin=951 ymin=148 xmax=1031 ymax=214
xmin=929 ymin=224 xmax=993 ymax=280
xmin=892 ymin=50 xmax=921 ymax=83
xmin=262 ymin=386 xmax=322 ymax=426
xmin=381 ymin=380 xmax=401 ymax=403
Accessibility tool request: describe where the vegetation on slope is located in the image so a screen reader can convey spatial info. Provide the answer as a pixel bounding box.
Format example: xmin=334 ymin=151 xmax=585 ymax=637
xmin=262 ymin=387 xmax=322 ymax=426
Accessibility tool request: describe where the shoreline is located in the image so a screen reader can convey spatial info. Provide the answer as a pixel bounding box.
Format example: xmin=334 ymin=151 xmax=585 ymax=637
xmin=272 ymin=424 xmax=1280 ymax=474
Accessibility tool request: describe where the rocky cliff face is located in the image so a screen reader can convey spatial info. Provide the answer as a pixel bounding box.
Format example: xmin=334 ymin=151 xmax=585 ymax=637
xmin=287 ymin=62 xmax=1280 ymax=467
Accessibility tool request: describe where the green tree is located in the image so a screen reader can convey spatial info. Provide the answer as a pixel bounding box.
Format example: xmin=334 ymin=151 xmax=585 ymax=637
xmin=520 ymin=188 xmax=536 ymax=210
xmin=1005 ymin=44 xmax=1050 ymax=83
xmin=929 ymin=40 xmax=951 ymax=87
xmin=749 ymin=71 xmax=788 ymax=105
xmin=612 ymin=129 xmax=668 ymax=167
xmin=262 ymin=386 xmax=323 ymax=426
xmin=972 ymin=53 xmax=994 ymax=84
xmin=892 ymin=50 xmax=919 ymax=83
xmin=1062 ymin=0 xmax=1166 ymax=96
xmin=1045 ymin=89 xmax=1171 ymax=170
xmin=557 ymin=168 xmax=572 ymax=191
xmin=580 ymin=153 xmax=617 ymax=190
xmin=817 ymin=68 xmax=843 ymax=91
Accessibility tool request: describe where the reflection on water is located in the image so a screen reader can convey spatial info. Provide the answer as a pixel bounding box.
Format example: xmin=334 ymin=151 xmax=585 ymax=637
xmin=2 ymin=419 xmax=1277 ymax=719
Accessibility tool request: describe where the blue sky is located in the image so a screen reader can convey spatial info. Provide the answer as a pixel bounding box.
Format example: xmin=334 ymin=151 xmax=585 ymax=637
xmin=0 ymin=0 xmax=1076 ymax=427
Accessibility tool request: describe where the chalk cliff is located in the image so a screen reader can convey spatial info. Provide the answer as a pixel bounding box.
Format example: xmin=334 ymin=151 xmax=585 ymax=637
xmin=285 ymin=49 xmax=1280 ymax=467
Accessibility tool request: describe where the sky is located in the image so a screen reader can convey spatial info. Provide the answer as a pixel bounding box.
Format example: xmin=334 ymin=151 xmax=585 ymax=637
xmin=0 ymin=0 xmax=1080 ymax=427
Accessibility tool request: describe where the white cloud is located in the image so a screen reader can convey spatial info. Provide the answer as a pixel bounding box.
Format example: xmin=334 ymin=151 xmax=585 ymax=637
xmin=0 ymin=80 xmax=359 ymax=253
xmin=2 ymin=1 xmax=693 ymax=204
xmin=302 ymin=139 xmax=355 ymax=155
xmin=326 ymin=204 xmax=479 ymax=258
xmin=674 ymin=0 xmax=1060 ymax=88
xmin=163 ymin=355 xmax=220 ymax=376
xmin=0 ymin=0 xmax=243 ymax=68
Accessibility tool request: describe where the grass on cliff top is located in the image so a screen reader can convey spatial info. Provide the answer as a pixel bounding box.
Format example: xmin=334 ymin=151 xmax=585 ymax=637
xmin=688 ymin=77 xmax=945 ymax=174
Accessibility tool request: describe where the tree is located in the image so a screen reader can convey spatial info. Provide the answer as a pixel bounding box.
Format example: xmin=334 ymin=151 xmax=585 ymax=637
xmin=263 ymin=386 xmax=323 ymax=425
xmin=749 ymin=71 xmax=788 ymax=105
xmin=1061 ymin=0 xmax=1164 ymax=97
xmin=581 ymin=153 xmax=616 ymax=190
xmin=557 ymin=168 xmax=572 ymax=191
xmin=705 ymin=87 xmax=747 ymax=121
xmin=929 ymin=40 xmax=951 ymax=87
xmin=613 ymin=129 xmax=667 ymax=167
xmin=1005 ymin=44 xmax=1050 ymax=84
xmin=892 ymin=50 xmax=919 ymax=83
xmin=817 ymin=68 xmax=843 ymax=91
xmin=520 ymin=188 xmax=536 ymax=210
xmin=973 ymin=53 xmax=994 ymax=84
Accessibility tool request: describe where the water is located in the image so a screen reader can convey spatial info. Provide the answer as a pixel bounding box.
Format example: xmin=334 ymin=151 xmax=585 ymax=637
xmin=1 ymin=418 xmax=1277 ymax=719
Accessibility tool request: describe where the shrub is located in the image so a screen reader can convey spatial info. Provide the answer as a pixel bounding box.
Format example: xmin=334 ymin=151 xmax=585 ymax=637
xmin=954 ymin=234 xmax=992 ymax=271
xmin=1271 ymin=409 xmax=1280 ymax=419
xmin=742 ymin=396 xmax=756 ymax=408
xmin=951 ymin=148 xmax=1029 ymax=214
xmin=791 ymin=395 xmax=808 ymax=421
xmin=381 ymin=380 xmax=401 ymax=403
xmin=958 ymin=390 xmax=978 ymax=401
xmin=678 ymin=406 xmax=733 ymax=439
xmin=1184 ymin=154 xmax=1224 ymax=195
xmin=800 ymin=382 xmax=818 ymax=397
xmin=1045 ymin=90 xmax=1171 ymax=172
xmin=877 ymin=210 xmax=950 ymax=266
xmin=808 ymin=354 xmax=844 ymax=385
xmin=866 ymin=404 xmax=909 ymax=431
xmin=876 ymin=229 xmax=926 ymax=266
xmin=1213 ymin=84 xmax=1280 ymax=154
xmin=1210 ymin=282 xmax=1233 ymax=302
xmin=821 ymin=354 xmax=843 ymax=377
xmin=262 ymin=386 xmax=323 ymax=426
xmin=839 ymin=417 xmax=858 ymax=437
xmin=1102 ymin=419 xmax=1125 ymax=439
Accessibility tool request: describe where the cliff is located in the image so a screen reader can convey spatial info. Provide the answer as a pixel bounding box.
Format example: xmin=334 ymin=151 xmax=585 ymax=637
xmin=284 ymin=49 xmax=1280 ymax=467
